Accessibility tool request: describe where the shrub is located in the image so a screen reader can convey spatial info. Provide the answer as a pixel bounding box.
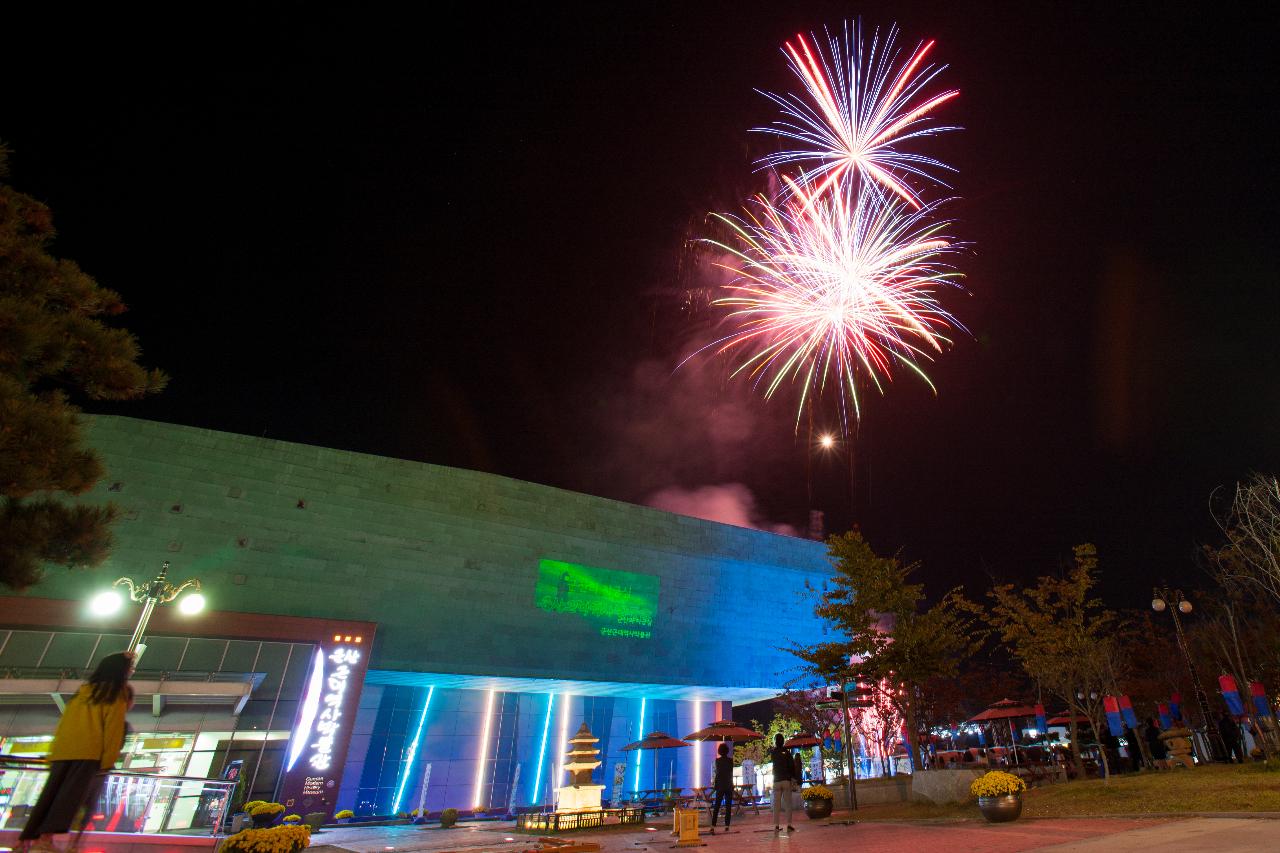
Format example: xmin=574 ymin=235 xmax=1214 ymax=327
xmin=242 ymin=801 xmax=266 ymax=814
xmin=440 ymin=807 xmax=459 ymax=828
xmin=802 ymin=784 xmax=834 ymax=800
xmin=969 ymin=770 xmax=1027 ymax=798
xmin=335 ymin=809 xmax=354 ymax=820
xmin=250 ymin=803 xmax=286 ymax=816
xmin=220 ymin=825 xmax=310 ymax=853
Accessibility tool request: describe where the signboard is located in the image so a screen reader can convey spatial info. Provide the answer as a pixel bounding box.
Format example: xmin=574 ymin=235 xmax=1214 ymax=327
xmin=278 ymin=636 xmax=370 ymax=818
xmin=534 ymin=558 xmax=659 ymax=639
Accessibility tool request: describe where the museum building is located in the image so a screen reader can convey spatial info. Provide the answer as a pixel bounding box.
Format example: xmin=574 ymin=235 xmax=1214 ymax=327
xmin=1 ymin=416 xmax=830 ymax=818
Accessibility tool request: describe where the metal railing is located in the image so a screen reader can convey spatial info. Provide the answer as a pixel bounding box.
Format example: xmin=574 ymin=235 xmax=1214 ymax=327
xmin=0 ymin=757 xmax=235 ymax=837
xmin=0 ymin=666 xmax=258 ymax=685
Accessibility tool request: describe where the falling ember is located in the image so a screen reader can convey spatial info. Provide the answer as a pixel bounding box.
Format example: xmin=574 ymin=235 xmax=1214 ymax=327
xmin=754 ymin=21 xmax=960 ymax=209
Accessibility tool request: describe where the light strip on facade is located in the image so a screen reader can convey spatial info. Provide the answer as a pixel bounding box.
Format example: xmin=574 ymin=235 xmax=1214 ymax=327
xmin=633 ymin=697 xmax=646 ymax=792
xmin=531 ymin=693 xmax=555 ymax=803
xmin=692 ymin=699 xmax=701 ymax=788
xmin=472 ymin=689 xmax=497 ymax=810
xmin=391 ymin=685 xmax=434 ymax=815
xmin=555 ymin=693 xmax=572 ymax=797
xmin=285 ymin=648 xmax=325 ymax=771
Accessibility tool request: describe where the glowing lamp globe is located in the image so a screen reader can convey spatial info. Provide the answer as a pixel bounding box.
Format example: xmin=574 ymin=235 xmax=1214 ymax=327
xmin=178 ymin=592 xmax=206 ymax=615
xmin=1151 ymin=598 xmax=1166 ymax=612
xmin=90 ymin=590 xmax=123 ymax=616
xmin=1178 ymin=600 xmax=1192 ymax=614
xmin=820 ymin=434 xmax=835 ymax=448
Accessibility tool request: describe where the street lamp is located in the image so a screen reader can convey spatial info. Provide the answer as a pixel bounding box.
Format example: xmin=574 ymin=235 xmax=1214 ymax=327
xmin=1151 ymin=587 xmax=1224 ymax=761
xmin=89 ymin=561 xmax=205 ymax=656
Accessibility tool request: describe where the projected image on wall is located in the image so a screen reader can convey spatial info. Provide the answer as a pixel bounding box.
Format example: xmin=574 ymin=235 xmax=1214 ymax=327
xmin=535 ymin=558 xmax=659 ymax=638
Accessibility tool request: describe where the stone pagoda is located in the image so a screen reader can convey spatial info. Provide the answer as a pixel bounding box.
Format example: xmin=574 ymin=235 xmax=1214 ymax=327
xmin=557 ymin=721 xmax=604 ymax=812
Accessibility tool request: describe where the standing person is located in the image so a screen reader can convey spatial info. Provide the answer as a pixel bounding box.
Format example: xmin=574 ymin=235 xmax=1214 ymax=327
xmin=20 ymin=652 xmax=134 ymax=852
xmin=1145 ymin=716 xmax=1169 ymax=769
xmin=708 ymin=744 xmax=734 ymax=834
xmin=769 ymin=733 xmax=796 ymax=833
xmin=1219 ymin=712 xmax=1244 ymax=763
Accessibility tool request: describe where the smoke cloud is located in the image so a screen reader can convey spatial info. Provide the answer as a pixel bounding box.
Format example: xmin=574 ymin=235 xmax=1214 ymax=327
xmin=645 ymin=482 xmax=799 ymax=536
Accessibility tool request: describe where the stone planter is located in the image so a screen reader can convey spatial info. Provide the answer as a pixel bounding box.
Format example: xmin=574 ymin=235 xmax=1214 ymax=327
xmin=803 ymin=797 xmax=833 ymax=819
xmin=977 ymin=793 xmax=1023 ymax=823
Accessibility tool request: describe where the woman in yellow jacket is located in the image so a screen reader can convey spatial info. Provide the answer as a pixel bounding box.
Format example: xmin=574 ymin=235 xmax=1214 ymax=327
xmin=20 ymin=652 xmax=134 ymax=852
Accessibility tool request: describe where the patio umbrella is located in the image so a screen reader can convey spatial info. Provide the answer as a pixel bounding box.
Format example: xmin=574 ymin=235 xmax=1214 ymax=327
xmin=620 ymin=731 xmax=689 ymax=793
xmin=965 ymin=699 xmax=1037 ymax=722
xmin=966 ymin=699 xmax=1036 ymax=766
xmin=683 ymin=720 xmax=764 ymax=742
xmin=782 ymin=734 xmax=823 ymax=748
xmin=1045 ymin=713 xmax=1091 ymax=726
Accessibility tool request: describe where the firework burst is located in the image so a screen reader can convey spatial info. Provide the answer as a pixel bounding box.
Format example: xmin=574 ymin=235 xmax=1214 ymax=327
xmin=754 ymin=21 xmax=959 ymax=209
xmin=701 ymin=178 xmax=964 ymax=423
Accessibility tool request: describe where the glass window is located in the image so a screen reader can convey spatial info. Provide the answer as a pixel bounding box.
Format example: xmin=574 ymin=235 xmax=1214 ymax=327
xmin=39 ymin=633 xmax=99 ymax=669
xmin=220 ymin=640 xmax=261 ymax=673
xmin=177 ymin=638 xmax=227 ymax=671
xmin=0 ymin=631 xmax=53 ymax=668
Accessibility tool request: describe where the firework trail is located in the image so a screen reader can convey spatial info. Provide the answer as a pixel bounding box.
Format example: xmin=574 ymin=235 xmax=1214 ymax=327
xmin=754 ymin=21 xmax=959 ymax=209
xmin=701 ymin=177 xmax=964 ymax=424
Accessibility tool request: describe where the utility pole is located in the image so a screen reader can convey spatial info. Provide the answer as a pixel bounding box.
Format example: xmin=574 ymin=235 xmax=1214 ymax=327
xmin=1153 ymin=587 xmax=1225 ymax=762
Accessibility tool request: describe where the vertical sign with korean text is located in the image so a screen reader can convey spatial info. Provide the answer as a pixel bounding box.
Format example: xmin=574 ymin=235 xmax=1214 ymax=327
xmin=278 ymin=635 xmax=370 ymax=818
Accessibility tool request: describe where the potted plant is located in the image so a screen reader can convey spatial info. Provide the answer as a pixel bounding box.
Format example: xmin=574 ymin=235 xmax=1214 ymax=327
xmin=970 ymin=770 xmax=1026 ymax=823
xmin=802 ymin=784 xmax=834 ymax=819
xmin=335 ymin=809 xmax=355 ymax=823
xmin=249 ymin=802 xmax=285 ymax=828
xmin=283 ymin=814 xmax=301 ymax=825
xmin=220 ymin=824 xmax=311 ymax=852
xmin=440 ymin=807 xmax=458 ymax=828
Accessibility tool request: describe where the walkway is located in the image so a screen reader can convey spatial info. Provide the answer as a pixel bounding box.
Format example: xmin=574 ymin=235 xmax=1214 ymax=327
xmin=305 ymin=813 xmax=1279 ymax=852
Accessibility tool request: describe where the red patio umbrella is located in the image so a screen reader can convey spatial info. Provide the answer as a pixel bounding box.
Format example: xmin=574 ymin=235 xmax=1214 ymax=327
xmin=683 ymin=720 xmax=764 ymax=742
xmin=782 ymin=734 xmax=823 ymax=748
xmin=621 ymin=731 xmax=689 ymax=793
xmin=965 ymin=699 xmax=1037 ymax=722
xmin=966 ymin=699 xmax=1037 ymax=765
xmin=1045 ymin=713 xmax=1091 ymax=726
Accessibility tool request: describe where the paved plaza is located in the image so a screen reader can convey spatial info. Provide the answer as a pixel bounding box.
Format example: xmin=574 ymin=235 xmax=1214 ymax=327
xmin=306 ymin=812 xmax=1279 ymax=853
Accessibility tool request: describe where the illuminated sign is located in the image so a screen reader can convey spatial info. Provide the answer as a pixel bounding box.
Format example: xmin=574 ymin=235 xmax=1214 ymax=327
xmin=278 ymin=637 xmax=369 ymax=818
xmin=534 ymin=559 xmax=659 ymax=639
xmin=310 ymin=647 xmax=359 ymax=770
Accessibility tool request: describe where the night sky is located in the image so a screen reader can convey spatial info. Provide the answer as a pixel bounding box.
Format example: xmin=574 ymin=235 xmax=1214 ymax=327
xmin=6 ymin=2 xmax=1277 ymax=602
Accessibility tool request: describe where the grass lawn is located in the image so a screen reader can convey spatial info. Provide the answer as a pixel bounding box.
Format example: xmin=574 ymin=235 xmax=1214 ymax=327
xmin=842 ymin=763 xmax=1280 ymax=821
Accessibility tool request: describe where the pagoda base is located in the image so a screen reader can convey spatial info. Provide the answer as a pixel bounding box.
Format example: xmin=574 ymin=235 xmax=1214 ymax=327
xmin=557 ymin=784 xmax=605 ymax=812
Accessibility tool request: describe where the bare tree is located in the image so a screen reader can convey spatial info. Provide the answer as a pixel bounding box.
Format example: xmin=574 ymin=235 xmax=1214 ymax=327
xmin=1212 ymin=474 xmax=1280 ymax=606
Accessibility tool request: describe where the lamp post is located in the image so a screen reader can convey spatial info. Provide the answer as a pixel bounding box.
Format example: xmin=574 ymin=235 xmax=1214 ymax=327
xmin=1151 ymin=587 xmax=1224 ymax=761
xmin=89 ymin=561 xmax=205 ymax=657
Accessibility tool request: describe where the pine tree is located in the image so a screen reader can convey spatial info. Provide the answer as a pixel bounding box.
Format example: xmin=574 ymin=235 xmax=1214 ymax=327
xmin=0 ymin=143 xmax=166 ymax=589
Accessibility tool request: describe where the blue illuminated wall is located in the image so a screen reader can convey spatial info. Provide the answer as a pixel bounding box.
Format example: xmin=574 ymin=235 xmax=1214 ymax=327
xmin=338 ymin=684 xmax=728 ymax=815
xmin=26 ymin=417 xmax=832 ymax=695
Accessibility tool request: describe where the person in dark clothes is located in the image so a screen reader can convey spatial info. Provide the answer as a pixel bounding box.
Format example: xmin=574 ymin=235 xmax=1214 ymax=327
xmin=769 ymin=733 xmax=796 ymax=832
xmin=1145 ymin=717 xmax=1169 ymax=768
xmin=709 ymin=743 xmax=734 ymax=833
xmin=1102 ymin=730 xmax=1123 ymax=775
xmin=1219 ymin=712 xmax=1245 ymax=763
xmin=20 ymin=652 xmax=134 ymax=852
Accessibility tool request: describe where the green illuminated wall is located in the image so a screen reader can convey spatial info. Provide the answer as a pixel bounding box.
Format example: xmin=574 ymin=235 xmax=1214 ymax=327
xmin=24 ymin=416 xmax=831 ymax=693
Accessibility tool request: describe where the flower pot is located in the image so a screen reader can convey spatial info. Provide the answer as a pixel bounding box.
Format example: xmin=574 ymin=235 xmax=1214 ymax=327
xmin=977 ymin=793 xmax=1023 ymax=823
xmin=251 ymin=812 xmax=278 ymax=828
xmin=803 ymin=797 xmax=833 ymax=819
